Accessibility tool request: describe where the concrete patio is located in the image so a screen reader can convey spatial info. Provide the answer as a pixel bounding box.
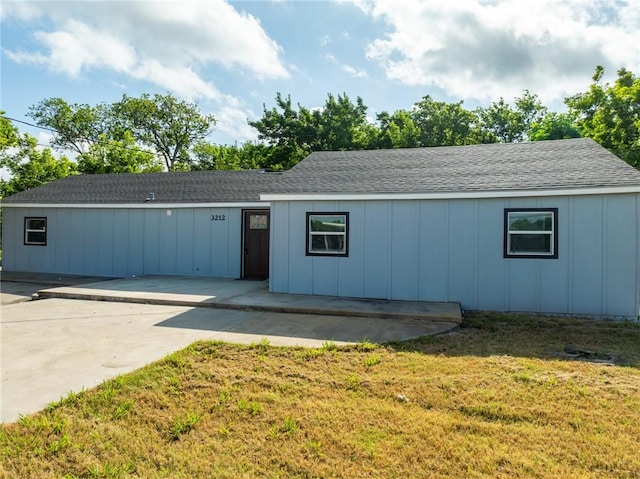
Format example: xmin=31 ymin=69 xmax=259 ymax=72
xmin=25 ymin=274 xmax=462 ymax=323
xmin=1 ymin=273 xmax=461 ymax=422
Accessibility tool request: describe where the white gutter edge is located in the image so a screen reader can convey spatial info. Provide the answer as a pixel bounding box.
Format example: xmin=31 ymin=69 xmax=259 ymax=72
xmin=1 ymin=201 xmax=270 ymax=209
xmin=260 ymin=186 xmax=640 ymax=202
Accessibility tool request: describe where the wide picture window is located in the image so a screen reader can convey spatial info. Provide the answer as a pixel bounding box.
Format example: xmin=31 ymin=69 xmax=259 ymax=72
xmin=306 ymin=212 xmax=348 ymax=256
xmin=24 ymin=217 xmax=47 ymax=246
xmin=504 ymin=209 xmax=557 ymax=258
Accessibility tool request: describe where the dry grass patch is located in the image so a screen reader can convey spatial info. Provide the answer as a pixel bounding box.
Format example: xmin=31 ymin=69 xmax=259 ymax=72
xmin=1 ymin=314 xmax=639 ymax=478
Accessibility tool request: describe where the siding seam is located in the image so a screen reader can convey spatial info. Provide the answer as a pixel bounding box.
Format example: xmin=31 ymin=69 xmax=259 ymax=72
xmin=602 ymin=197 xmax=607 ymax=316
xmin=637 ymin=195 xmax=640 ymax=318
xmin=445 ymin=201 xmax=450 ymax=303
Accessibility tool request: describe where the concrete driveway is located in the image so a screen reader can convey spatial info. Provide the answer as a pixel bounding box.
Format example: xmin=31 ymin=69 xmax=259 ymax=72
xmin=1 ymin=275 xmax=460 ymax=423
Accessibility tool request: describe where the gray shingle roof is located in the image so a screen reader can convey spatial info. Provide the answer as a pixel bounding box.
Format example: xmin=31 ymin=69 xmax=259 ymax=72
xmin=282 ymin=138 xmax=640 ymax=194
xmin=3 ymin=138 xmax=639 ymax=204
xmin=2 ymin=170 xmax=281 ymax=204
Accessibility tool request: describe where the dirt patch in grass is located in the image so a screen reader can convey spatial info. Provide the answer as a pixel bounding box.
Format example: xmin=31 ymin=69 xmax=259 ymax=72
xmin=1 ymin=314 xmax=639 ymax=478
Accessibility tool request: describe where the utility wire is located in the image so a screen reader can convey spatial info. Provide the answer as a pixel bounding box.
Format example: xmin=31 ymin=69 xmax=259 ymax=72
xmin=1 ymin=115 xmax=156 ymax=157
xmin=2 ymin=116 xmax=58 ymax=133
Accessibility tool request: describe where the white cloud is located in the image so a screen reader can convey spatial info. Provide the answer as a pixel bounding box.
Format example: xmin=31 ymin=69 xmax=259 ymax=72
xmin=130 ymin=60 xmax=221 ymax=101
xmin=6 ymin=19 xmax=137 ymax=76
xmin=341 ymin=0 xmax=375 ymax=15
xmin=3 ymin=0 xmax=289 ymax=144
xmin=4 ymin=0 xmax=289 ymax=93
xmin=0 ymin=2 xmax=41 ymax=21
xmin=36 ymin=131 xmax=55 ymax=147
xmin=36 ymin=131 xmax=75 ymax=159
xmin=342 ymin=64 xmax=367 ymax=78
xmin=215 ymin=102 xmax=258 ymax=142
xmin=363 ymin=0 xmax=640 ymax=102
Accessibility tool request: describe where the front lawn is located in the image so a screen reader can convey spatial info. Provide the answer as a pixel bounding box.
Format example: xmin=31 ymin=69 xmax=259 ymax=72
xmin=1 ymin=314 xmax=639 ymax=478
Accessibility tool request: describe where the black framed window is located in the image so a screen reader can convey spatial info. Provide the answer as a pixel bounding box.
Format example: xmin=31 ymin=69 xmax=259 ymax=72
xmin=306 ymin=212 xmax=349 ymax=256
xmin=504 ymin=208 xmax=557 ymax=258
xmin=24 ymin=217 xmax=47 ymax=246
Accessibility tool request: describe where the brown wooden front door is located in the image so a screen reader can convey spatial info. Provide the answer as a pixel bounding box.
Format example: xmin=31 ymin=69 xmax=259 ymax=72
xmin=242 ymin=210 xmax=270 ymax=279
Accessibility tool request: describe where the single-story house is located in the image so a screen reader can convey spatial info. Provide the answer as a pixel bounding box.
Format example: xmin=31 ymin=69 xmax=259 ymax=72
xmin=3 ymin=138 xmax=640 ymax=319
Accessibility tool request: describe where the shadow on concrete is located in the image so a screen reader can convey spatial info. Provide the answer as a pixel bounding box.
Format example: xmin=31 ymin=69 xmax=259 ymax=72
xmin=153 ymin=306 xmax=458 ymax=346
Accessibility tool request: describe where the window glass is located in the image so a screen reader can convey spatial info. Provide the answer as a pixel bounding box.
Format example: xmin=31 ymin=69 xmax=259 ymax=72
xmin=509 ymin=234 xmax=551 ymax=254
xmin=505 ymin=209 xmax=557 ymax=258
xmin=26 ymin=231 xmax=47 ymax=244
xmin=309 ymin=215 xmax=346 ymax=232
xmin=26 ymin=218 xmax=46 ymax=230
xmin=311 ymin=234 xmax=345 ymax=253
xmin=25 ymin=217 xmax=47 ymax=246
xmin=508 ymin=213 xmax=553 ymax=231
xmin=307 ymin=213 xmax=348 ymax=256
xmin=250 ymin=214 xmax=268 ymax=230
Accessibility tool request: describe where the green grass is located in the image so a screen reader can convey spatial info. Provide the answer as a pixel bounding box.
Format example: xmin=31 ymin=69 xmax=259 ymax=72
xmin=1 ymin=313 xmax=639 ymax=478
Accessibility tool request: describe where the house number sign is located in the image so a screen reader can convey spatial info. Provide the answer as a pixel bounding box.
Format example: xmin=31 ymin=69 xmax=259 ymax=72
xmin=210 ymin=214 xmax=226 ymax=221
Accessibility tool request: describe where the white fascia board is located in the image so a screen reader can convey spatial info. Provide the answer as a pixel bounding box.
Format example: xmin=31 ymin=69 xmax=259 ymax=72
xmin=1 ymin=202 xmax=270 ymax=209
xmin=260 ymin=186 xmax=640 ymax=202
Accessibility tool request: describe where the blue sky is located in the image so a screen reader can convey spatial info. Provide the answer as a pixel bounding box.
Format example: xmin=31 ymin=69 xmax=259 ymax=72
xmin=1 ymin=0 xmax=639 ymax=147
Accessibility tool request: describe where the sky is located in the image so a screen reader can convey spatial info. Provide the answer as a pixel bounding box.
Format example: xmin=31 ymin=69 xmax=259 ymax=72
xmin=1 ymin=0 xmax=639 ymax=147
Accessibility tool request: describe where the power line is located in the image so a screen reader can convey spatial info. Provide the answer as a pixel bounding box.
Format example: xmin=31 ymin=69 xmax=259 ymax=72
xmin=1 ymin=115 xmax=156 ymax=157
xmin=2 ymin=116 xmax=58 ymax=133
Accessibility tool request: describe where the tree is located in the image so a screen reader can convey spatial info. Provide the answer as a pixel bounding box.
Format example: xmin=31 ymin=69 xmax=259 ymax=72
xmin=375 ymin=110 xmax=420 ymax=149
xmin=529 ymin=112 xmax=581 ymax=141
xmin=249 ymin=92 xmax=378 ymax=168
xmin=565 ymin=66 xmax=640 ymax=168
xmin=0 ymin=113 xmax=20 ymax=152
xmin=192 ymin=141 xmax=271 ymax=170
xmin=77 ymin=132 xmax=163 ymax=174
xmin=313 ymin=93 xmax=375 ymax=151
xmin=478 ymin=91 xmax=547 ymax=143
xmin=0 ymin=133 xmax=76 ymax=197
xmin=28 ymin=98 xmax=108 ymax=155
xmin=28 ymin=94 xmax=216 ymax=172
xmin=111 ymin=93 xmax=216 ymax=171
xmin=248 ymin=93 xmax=314 ymax=169
xmin=514 ymin=90 xmax=548 ymax=139
xmin=411 ymin=96 xmax=486 ymax=146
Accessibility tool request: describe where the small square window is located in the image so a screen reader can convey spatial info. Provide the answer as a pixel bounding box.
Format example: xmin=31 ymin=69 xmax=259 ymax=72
xmin=249 ymin=214 xmax=268 ymax=230
xmin=306 ymin=212 xmax=349 ymax=256
xmin=25 ymin=217 xmax=47 ymax=246
xmin=504 ymin=209 xmax=557 ymax=258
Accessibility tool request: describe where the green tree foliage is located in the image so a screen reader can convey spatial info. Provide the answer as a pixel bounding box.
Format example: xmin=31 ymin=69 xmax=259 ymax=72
xmin=248 ymin=92 xmax=377 ymax=168
xmin=0 ymin=113 xmax=21 ymax=152
xmin=77 ymin=132 xmax=163 ymax=174
xmin=314 ymin=93 xmax=375 ymax=150
xmin=248 ymin=93 xmax=313 ymax=169
xmin=565 ymin=66 xmax=640 ymax=167
xmin=375 ymin=110 xmax=420 ymax=149
xmin=411 ymin=95 xmax=489 ymax=146
xmin=28 ymin=94 xmax=216 ymax=172
xmin=0 ymin=133 xmax=76 ymax=197
xmin=192 ymin=141 xmax=271 ymax=170
xmin=478 ymin=91 xmax=547 ymax=143
xmin=529 ymin=112 xmax=581 ymax=141
xmin=111 ymin=93 xmax=216 ymax=171
xmin=18 ymin=65 xmax=639 ymax=177
xmin=28 ymin=98 xmax=108 ymax=155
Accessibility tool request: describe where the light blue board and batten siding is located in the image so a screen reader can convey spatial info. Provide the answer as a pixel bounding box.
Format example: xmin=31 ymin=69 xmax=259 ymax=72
xmin=2 ymin=207 xmax=241 ymax=278
xmin=269 ymin=194 xmax=640 ymax=319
